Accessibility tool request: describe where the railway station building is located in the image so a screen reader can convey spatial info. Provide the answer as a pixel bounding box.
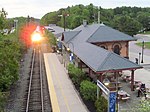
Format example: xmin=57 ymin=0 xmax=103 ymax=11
xmin=59 ymin=22 xmax=142 ymax=91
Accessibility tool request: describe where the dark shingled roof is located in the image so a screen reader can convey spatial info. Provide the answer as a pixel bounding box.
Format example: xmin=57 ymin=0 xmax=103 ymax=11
xmin=63 ymin=31 xmax=81 ymax=43
xmin=87 ymin=24 xmax=136 ymax=43
xmin=69 ymin=42 xmax=141 ymax=72
xmin=62 ymin=23 xmax=142 ymax=72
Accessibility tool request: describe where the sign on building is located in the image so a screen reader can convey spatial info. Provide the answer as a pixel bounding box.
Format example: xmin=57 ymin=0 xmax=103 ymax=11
xmin=109 ymin=92 xmax=116 ymax=112
xmin=69 ymin=53 xmax=74 ymax=63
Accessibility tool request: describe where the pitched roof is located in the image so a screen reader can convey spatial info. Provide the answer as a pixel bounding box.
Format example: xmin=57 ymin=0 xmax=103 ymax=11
xmin=45 ymin=25 xmax=64 ymax=35
xmin=87 ymin=24 xmax=136 ymax=43
xmin=62 ymin=23 xmax=142 ymax=72
xmin=70 ymin=42 xmax=141 ymax=72
xmin=63 ymin=31 xmax=81 ymax=43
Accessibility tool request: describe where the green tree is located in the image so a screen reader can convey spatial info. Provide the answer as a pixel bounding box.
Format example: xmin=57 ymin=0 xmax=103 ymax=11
xmin=0 ymin=34 xmax=22 ymax=91
xmin=0 ymin=32 xmax=23 ymax=110
xmin=137 ymin=12 xmax=150 ymax=31
xmin=40 ymin=4 xmax=150 ymax=34
xmin=113 ymin=15 xmax=142 ymax=36
xmin=41 ymin=11 xmax=60 ymax=25
xmin=100 ymin=8 xmax=114 ymax=25
xmin=70 ymin=15 xmax=84 ymax=28
xmin=44 ymin=29 xmax=56 ymax=51
xmin=0 ymin=17 xmax=6 ymax=30
xmin=0 ymin=8 xmax=7 ymax=30
xmin=87 ymin=3 xmax=95 ymax=23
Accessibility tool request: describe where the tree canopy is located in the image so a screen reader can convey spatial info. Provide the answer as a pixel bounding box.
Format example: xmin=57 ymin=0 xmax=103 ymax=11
xmin=40 ymin=4 xmax=150 ymax=36
xmin=0 ymin=8 xmax=7 ymax=30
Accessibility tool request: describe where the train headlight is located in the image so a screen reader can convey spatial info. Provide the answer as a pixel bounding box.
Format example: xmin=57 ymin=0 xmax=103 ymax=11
xmin=31 ymin=32 xmax=42 ymax=42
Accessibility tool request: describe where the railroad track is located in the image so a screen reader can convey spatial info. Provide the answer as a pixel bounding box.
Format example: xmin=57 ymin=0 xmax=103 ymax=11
xmin=24 ymin=48 xmax=44 ymax=112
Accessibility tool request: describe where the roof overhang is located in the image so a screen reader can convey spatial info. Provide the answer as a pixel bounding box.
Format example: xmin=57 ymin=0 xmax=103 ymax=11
xmin=95 ymin=66 xmax=143 ymax=74
xmin=90 ymin=39 xmax=137 ymax=44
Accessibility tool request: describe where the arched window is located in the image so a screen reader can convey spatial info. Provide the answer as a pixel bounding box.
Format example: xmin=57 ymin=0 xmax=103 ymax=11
xmin=99 ymin=44 xmax=108 ymax=50
xmin=101 ymin=46 xmax=106 ymax=49
xmin=113 ymin=45 xmax=120 ymax=55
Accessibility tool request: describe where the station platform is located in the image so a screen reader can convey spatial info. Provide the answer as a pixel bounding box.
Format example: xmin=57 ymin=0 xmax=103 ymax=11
xmin=44 ymin=53 xmax=88 ymax=112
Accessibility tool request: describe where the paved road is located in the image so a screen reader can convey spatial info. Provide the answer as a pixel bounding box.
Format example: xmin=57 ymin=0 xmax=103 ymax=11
xmin=130 ymin=34 xmax=150 ymax=56
xmin=44 ymin=53 xmax=88 ymax=112
xmin=129 ymin=34 xmax=150 ymax=88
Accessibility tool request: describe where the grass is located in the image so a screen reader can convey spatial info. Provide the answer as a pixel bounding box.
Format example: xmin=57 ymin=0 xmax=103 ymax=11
xmin=139 ymin=31 xmax=150 ymax=34
xmin=136 ymin=42 xmax=150 ymax=49
xmin=143 ymin=31 xmax=150 ymax=34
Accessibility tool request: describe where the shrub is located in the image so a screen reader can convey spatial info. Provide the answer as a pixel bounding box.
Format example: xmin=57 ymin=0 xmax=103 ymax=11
xmin=67 ymin=63 xmax=88 ymax=86
xmin=80 ymin=80 xmax=97 ymax=101
xmin=95 ymin=96 xmax=108 ymax=112
xmin=0 ymin=92 xmax=8 ymax=111
xmin=67 ymin=63 xmax=75 ymax=78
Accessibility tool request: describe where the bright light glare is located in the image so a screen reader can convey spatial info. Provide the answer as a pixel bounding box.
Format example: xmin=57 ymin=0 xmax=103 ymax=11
xmin=31 ymin=32 xmax=42 ymax=42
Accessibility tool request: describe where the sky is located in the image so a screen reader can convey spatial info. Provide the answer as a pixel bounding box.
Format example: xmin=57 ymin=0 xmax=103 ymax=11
xmin=0 ymin=0 xmax=150 ymax=19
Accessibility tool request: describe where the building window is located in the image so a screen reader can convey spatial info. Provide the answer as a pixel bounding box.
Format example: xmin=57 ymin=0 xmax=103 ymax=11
xmin=99 ymin=44 xmax=108 ymax=50
xmin=101 ymin=46 xmax=106 ymax=49
xmin=113 ymin=45 xmax=120 ymax=55
xmin=112 ymin=43 xmax=122 ymax=55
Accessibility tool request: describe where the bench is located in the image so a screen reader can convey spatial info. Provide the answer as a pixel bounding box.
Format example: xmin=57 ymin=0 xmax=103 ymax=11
xmin=121 ymin=96 xmax=130 ymax=101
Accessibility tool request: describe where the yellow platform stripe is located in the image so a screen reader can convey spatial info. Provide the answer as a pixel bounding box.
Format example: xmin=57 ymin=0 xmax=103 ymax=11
xmin=44 ymin=54 xmax=60 ymax=112
xmin=51 ymin=56 xmax=71 ymax=112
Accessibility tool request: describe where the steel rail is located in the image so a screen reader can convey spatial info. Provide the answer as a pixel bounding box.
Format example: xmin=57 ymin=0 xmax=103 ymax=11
xmin=39 ymin=50 xmax=44 ymax=112
xmin=25 ymin=49 xmax=44 ymax=112
xmin=26 ymin=49 xmax=35 ymax=112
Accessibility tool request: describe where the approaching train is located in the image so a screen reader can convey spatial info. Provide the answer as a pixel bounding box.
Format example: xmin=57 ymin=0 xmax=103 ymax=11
xmin=31 ymin=25 xmax=45 ymax=50
xmin=31 ymin=25 xmax=44 ymax=42
xmin=20 ymin=23 xmax=45 ymax=47
xmin=20 ymin=23 xmax=45 ymax=48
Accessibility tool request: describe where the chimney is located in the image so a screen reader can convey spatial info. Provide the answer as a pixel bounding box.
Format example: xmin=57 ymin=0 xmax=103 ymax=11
xmin=83 ymin=20 xmax=87 ymax=27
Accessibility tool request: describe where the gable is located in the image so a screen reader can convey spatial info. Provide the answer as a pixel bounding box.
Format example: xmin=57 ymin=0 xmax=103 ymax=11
xmin=87 ymin=24 xmax=136 ymax=43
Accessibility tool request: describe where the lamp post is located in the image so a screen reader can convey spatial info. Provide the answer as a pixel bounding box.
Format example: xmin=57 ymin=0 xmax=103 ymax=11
xmin=139 ymin=52 xmax=141 ymax=65
xmin=56 ymin=38 xmax=60 ymax=53
xmin=67 ymin=42 xmax=74 ymax=52
xmin=103 ymin=77 xmax=110 ymax=86
xmin=141 ymin=41 xmax=144 ymax=63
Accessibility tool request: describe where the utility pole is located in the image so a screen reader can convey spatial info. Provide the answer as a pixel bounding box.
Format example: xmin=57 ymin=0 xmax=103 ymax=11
xmin=63 ymin=15 xmax=66 ymax=31
xmin=98 ymin=6 xmax=100 ymax=24
xmin=14 ymin=19 xmax=18 ymax=39
xmin=58 ymin=13 xmax=69 ymax=31
xmin=27 ymin=15 xmax=30 ymax=26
